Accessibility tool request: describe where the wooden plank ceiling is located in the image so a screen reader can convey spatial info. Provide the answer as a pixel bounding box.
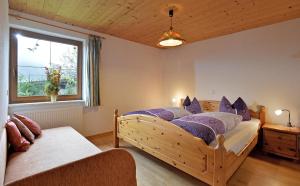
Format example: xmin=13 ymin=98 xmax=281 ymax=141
xmin=9 ymin=0 xmax=300 ymax=48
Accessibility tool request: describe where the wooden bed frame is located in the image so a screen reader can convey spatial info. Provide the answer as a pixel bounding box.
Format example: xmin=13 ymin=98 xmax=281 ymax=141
xmin=114 ymin=100 xmax=265 ymax=186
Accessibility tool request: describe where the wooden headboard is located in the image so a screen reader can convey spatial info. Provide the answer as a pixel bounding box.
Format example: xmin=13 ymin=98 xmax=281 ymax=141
xmin=180 ymin=99 xmax=266 ymax=125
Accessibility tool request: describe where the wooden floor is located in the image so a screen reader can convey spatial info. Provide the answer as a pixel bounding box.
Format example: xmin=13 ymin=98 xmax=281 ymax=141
xmin=87 ymin=133 xmax=300 ymax=186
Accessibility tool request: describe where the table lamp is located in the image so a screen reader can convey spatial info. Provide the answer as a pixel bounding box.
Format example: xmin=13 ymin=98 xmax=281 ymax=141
xmin=275 ymin=109 xmax=292 ymax=127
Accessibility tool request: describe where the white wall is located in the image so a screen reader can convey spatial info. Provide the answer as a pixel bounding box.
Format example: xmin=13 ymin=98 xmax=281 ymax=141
xmin=162 ymin=18 xmax=300 ymax=126
xmin=9 ymin=12 xmax=164 ymax=136
xmin=0 ymin=0 xmax=9 ymax=185
xmin=83 ymin=35 xmax=163 ymax=135
xmin=0 ymin=1 xmax=9 ymax=131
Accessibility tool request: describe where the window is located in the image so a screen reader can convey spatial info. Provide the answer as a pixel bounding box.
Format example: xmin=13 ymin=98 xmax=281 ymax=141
xmin=9 ymin=28 xmax=82 ymax=103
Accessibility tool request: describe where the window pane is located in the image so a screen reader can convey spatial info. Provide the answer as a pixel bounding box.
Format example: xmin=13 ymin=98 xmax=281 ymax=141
xmin=17 ymin=35 xmax=78 ymax=97
xmin=51 ymin=42 xmax=78 ymax=96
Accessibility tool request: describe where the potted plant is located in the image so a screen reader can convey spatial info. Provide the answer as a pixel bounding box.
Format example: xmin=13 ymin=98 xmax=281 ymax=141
xmin=44 ymin=66 xmax=61 ymax=102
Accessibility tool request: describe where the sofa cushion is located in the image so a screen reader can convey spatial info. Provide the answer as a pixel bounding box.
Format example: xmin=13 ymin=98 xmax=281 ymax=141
xmin=4 ymin=126 xmax=101 ymax=185
xmin=13 ymin=114 xmax=42 ymax=137
xmin=5 ymin=121 xmax=30 ymax=152
xmin=10 ymin=117 xmax=35 ymax=144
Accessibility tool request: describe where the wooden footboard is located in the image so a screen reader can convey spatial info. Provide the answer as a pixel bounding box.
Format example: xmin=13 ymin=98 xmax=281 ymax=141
xmin=224 ymin=135 xmax=258 ymax=181
xmin=114 ymin=101 xmax=265 ymax=186
xmin=116 ymin=113 xmax=216 ymax=185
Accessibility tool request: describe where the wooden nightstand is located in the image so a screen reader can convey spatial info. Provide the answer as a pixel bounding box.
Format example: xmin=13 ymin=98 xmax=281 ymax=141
xmin=262 ymin=123 xmax=300 ymax=160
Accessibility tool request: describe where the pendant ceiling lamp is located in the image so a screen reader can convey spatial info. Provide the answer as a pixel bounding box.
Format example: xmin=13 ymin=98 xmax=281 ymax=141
xmin=158 ymin=9 xmax=185 ymax=47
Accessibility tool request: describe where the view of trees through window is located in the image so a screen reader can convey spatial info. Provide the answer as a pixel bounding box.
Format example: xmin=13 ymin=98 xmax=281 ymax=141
xmin=17 ymin=35 xmax=78 ymax=97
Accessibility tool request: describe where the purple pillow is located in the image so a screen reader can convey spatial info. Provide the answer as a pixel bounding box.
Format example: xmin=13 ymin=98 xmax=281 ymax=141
xmin=233 ymin=97 xmax=251 ymax=121
xmin=219 ymin=96 xmax=236 ymax=114
xmin=186 ymin=98 xmax=202 ymax=114
xmin=182 ymin=96 xmax=191 ymax=107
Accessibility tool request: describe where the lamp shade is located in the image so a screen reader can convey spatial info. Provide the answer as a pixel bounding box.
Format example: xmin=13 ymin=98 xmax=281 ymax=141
xmin=275 ymin=109 xmax=283 ymax=116
xmin=158 ymin=30 xmax=184 ymax=47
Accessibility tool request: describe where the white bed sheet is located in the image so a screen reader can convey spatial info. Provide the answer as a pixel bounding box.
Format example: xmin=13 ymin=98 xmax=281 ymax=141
xmin=209 ymin=118 xmax=261 ymax=154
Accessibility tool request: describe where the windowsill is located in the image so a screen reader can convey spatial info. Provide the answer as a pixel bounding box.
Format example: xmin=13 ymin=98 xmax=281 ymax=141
xmin=8 ymin=100 xmax=85 ymax=113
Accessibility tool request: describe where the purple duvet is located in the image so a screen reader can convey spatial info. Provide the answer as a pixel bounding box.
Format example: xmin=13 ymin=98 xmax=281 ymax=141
xmin=171 ymin=115 xmax=225 ymax=144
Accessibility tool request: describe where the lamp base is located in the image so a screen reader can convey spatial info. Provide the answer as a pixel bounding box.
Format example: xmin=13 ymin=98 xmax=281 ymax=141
xmin=287 ymin=122 xmax=292 ymax=127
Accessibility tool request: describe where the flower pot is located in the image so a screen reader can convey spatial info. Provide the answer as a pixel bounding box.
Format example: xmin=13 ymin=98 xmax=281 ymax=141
xmin=50 ymin=95 xmax=57 ymax=102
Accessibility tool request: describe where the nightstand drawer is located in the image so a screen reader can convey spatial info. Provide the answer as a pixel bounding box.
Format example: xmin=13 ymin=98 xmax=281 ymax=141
xmin=263 ymin=124 xmax=300 ymax=160
xmin=263 ymin=142 xmax=297 ymax=157
xmin=264 ymin=130 xmax=296 ymax=146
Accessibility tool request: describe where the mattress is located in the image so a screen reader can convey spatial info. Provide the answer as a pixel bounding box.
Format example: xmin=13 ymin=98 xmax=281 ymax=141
xmin=209 ymin=118 xmax=261 ymax=154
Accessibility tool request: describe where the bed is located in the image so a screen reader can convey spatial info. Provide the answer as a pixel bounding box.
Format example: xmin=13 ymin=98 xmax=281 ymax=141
xmin=114 ymin=100 xmax=265 ymax=186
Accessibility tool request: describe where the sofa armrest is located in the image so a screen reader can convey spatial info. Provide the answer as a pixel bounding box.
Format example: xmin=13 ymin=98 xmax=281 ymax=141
xmin=7 ymin=149 xmax=137 ymax=186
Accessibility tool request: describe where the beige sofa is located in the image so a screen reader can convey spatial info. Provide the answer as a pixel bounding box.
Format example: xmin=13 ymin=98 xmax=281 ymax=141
xmin=0 ymin=126 xmax=137 ymax=186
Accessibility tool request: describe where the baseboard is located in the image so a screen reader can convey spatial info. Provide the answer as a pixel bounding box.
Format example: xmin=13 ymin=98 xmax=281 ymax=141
xmin=86 ymin=131 xmax=113 ymax=140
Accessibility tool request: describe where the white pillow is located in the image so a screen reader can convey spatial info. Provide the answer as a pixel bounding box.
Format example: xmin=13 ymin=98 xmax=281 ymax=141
xmin=195 ymin=112 xmax=243 ymax=132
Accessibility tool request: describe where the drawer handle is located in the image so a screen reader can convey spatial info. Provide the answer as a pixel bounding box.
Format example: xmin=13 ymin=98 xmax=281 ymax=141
xmin=289 ymin=148 xmax=296 ymax=152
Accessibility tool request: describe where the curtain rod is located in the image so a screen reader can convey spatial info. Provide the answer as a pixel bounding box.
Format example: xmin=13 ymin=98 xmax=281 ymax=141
xmin=9 ymin=13 xmax=106 ymax=39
